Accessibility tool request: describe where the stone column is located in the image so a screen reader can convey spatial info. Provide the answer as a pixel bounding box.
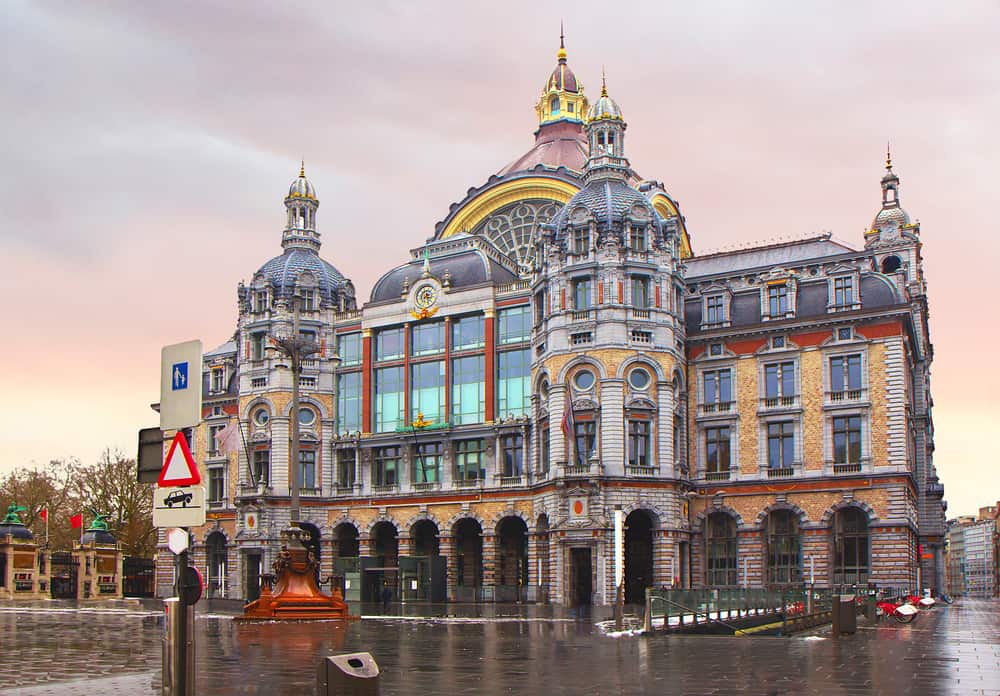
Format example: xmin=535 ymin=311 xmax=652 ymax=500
xmin=482 ymin=533 xmax=497 ymax=595
xmin=438 ymin=534 xmax=455 ymax=600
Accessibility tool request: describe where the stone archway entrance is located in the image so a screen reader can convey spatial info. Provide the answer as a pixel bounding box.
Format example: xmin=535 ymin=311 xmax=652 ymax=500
xmin=333 ymin=522 xmax=361 ymax=602
xmin=299 ymin=522 xmax=322 ymax=578
xmin=364 ymin=521 xmax=399 ymax=603
xmin=625 ymin=510 xmax=654 ymax=604
xmin=406 ymin=519 xmax=445 ymax=601
xmin=496 ymin=516 xmax=528 ymax=602
xmin=453 ymin=518 xmax=482 ymax=602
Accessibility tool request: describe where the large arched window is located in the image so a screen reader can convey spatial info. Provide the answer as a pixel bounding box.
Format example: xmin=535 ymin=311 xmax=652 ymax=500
xmin=766 ymin=510 xmax=802 ymax=586
xmin=706 ymin=512 xmax=738 ymax=586
xmin=833 ymin=507 xmax=869 ymax=585
xmin=474 ymin=200 xmax=563 ymax=274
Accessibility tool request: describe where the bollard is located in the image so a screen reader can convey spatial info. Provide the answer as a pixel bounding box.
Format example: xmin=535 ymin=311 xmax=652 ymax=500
xmin=317 ymin=652 xmax=380 ymax=695
xmin=163 ymin=597 xmax=195 ymax=695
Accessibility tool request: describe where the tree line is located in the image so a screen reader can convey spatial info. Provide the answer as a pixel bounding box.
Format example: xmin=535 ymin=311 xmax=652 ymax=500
xmin=0 ymin=449 xmax=155 ymax=557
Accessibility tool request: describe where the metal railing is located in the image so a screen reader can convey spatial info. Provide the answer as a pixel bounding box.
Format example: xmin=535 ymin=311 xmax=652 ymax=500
xmin=643 ymin=584 xmax=885 ymax=635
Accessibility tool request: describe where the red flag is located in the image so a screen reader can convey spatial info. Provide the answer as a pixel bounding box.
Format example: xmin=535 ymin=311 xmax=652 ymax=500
xmin=39 ymin=509 xmax=48 ymax=522
xmin=70 ymin=513 xmax=83 ymax=529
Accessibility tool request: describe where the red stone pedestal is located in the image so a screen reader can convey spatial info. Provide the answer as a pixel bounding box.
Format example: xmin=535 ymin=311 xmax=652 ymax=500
xmin=240 ymin=526 xmax=356 ymax=622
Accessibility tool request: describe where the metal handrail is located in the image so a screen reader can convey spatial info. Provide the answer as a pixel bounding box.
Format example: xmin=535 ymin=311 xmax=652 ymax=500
xmin=644 ymin=593 xmax=743 ymax=633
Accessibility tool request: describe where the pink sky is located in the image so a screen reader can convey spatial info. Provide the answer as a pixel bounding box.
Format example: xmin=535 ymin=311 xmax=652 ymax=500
xmin=2 ymin=2 xmax=996 ymax=518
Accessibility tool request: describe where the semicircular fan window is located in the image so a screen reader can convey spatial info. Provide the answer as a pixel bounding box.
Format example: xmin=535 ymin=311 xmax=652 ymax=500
xmin=475 ymin=199 xmax=563 ymax=275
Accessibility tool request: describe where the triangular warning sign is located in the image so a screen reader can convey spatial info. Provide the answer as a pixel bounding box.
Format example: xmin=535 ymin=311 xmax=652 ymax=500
xmin=158 ymin=432 xmax=201 ymax=487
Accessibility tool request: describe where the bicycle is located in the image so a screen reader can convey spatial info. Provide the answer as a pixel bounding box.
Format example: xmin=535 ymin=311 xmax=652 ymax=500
xmin=876 ymin=599 xmax=918 ymax=623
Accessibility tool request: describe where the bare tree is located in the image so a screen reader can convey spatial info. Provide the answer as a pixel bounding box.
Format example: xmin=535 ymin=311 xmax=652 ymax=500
xmin=0 ymin=459 xmax=80 ymax=549
xmin=72 ymin=449 xmax=156 ymax=557
xmin=2 ymin=450 xmax=156 ymax=557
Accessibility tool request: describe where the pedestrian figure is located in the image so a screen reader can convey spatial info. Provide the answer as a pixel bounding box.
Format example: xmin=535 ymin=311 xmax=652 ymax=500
xmin=381 ymin=581 xmax=392 ymax=614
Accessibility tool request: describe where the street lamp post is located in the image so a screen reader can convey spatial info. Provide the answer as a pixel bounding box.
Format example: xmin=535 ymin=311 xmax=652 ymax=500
xmin=270 ymin=290 xmax=320 ymax=528
xmin=240 ymin=289 xmax=354 ymax=621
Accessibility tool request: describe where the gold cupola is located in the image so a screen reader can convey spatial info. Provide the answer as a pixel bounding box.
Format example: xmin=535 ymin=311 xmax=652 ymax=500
xmin=535 ymin=28 xmax=589 ymax=128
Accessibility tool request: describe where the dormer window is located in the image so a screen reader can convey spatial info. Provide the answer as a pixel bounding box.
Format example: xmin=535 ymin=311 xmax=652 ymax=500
xmin=768 ymin=284 xmax=788 ymax=317
xmin=629 ymin=228 xmax=646 ymax=252
xmin=211 ymin=368 xmax=226 ymax=394
xmin=833 ymin=276 xmax=853 ymax=309
xmin=550 ymin=96 xmax=560 ymax=115
xmin=300 ymin=290 xmax=316 ymax=311
xmin=704 ymin=295 xmax=726 ymax=326
xmin=572 ymin=229 xmax=588 ymax=255
xmin=253 ymin=291 xmax=268 ymax=313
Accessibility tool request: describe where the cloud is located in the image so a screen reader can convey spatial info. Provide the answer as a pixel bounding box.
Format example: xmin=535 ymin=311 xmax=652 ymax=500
xmin=1 ymin=0 xmax=997 ymax=517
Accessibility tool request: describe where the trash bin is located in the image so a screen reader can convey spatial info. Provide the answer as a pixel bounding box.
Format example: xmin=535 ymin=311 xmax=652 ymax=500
xmin=832 ymin=594 xmax=856 ymax=635
xmin=317 ymin=652 xmax=380 ymax=695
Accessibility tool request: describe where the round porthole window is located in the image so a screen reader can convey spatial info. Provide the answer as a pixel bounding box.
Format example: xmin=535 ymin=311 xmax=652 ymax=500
xmin=628 ymin=367 xmax=651 ymax=390
xmin=573 ymin=369 xmax=595 ymax=391
xmin=253 ymin=408 xmax=269 ymax=427
xmin=298 ymin=408 xmax=316 ymax=426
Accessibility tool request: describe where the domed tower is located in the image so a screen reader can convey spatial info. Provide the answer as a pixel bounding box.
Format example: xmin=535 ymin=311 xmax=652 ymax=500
xmin=534 ymin=28 xmax=590 ymax=130
xmin=530 ymin=77 xmax=688 ymax=602
xmin=866 ymin=147 xmax=915 ymax=250
xmin=234 ymin=166 xmax=355 ymax=505
xmin=282 ymin=161 xmax=321 ymax=253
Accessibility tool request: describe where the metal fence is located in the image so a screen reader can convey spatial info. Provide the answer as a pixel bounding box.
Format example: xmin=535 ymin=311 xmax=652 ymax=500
xmin=643 ymin=584 xmax=913 ymax=634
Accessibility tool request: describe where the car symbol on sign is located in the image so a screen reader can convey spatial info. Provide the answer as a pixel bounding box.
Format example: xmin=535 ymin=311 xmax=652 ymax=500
xmin=164 ymin=490 xmax=193 ymax=508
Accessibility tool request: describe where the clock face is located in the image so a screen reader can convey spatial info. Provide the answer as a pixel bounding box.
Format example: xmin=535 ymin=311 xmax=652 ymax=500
xmin=414 ymin=284 xmax=438 ymax=309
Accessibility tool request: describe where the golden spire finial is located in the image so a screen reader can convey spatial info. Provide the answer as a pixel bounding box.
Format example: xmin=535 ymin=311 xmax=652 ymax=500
xmin=885 ymin=142 xmax=892 ymax=171
xmin=557 ymin=22 xmax=567 ymax=61
xmin=299 ymin=159 xmax=305 ymax=177
xmin=601 ymin=66 xmax=608 ymax=97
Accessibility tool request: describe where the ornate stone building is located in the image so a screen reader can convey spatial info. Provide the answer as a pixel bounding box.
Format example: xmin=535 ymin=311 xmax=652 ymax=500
xmin=156 ymin=38 xmax=945 ymax=604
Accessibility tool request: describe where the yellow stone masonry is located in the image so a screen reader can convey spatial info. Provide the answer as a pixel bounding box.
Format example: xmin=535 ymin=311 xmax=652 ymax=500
xmin=868 ymin=342 xmax=888 ymax=467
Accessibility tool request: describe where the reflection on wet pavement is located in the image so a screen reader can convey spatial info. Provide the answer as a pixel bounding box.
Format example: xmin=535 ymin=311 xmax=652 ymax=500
xmin=1 ymin=599 xmax=998 ymax=695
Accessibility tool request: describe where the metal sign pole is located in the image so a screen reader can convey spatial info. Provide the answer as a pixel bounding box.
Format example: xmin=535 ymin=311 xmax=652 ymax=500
xmin=164 ymin=530 xmax=195 ymax=696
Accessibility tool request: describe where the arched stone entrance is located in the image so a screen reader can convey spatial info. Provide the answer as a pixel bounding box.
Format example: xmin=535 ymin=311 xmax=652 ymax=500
xmin=624 ymin=510 xmax=654 ymax=604
xmin=453 ymin=518 xmax=482 ymax=601
xmin=299 ymin=522 xmax=322 ymax=568
xmin=332 ymin=522 xmax=360 ymax=602
xmin=371 ymin=521 xmax=398 ymax=567
xmin=205 ymin=531 xmax=227 ymax=598
xmin=334 ymin=522 xmax=360 ymax=558
xmin=496 ymin=516 xmax=528 ymax=602
xmin=367 ymin=521 xmax=399 ymax=602
xmin=407 ymin=519 xmax=445 ymax=601
xmin=411 ymin=520 xmax=440 ymax=557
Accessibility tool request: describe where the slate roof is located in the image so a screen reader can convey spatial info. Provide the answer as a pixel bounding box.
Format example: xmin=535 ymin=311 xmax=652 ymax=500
xmin=549 ymin=178 xmax=660 ymax=236
xmin=370 ymin=245 xmax=518 ymax=303
xmin=257 ymin=249 xmax=348 ymax=300
xmin=685 ymin=236 xmax=857 ymax=279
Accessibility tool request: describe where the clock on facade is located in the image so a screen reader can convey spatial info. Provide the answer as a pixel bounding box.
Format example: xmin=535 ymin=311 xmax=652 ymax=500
xmin=414 ymin=284 xmax=438 ymax=309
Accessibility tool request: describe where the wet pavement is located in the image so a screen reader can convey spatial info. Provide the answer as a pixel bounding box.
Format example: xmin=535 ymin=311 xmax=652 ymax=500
xmin=0 ymin=598 xmax=998 ymax=695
